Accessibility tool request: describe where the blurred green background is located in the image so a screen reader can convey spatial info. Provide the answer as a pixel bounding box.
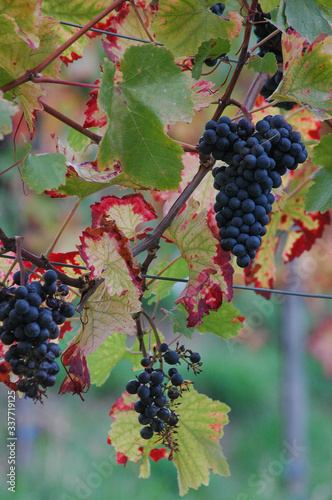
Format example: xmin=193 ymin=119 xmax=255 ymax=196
xmin=1 ymin=9 xmax=332 ymax=500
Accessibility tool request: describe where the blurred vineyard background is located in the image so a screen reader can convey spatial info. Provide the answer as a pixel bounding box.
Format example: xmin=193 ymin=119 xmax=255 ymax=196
xmin=1 ymin=17 xmax=332 ymax=500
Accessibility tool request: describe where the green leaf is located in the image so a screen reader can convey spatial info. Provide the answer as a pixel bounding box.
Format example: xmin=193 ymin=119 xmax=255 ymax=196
xmin=67 ymin=127 xmax=98 ymax=153
xmin=312 ymin=133 xmax=332 ymax=169
xmin=271 ymin=34 xmax=332 ymax=119
xmin=284 ymin=0 xmax=332 ymax=42
xmin=247 ymin=52 xmax=278 ymax=74
xmin=259 ymin=0 xmax=280 ymax=11
xmin=152 ymin=0 xmax=243 ymax=58
xmin=0 ymin=15 xmax=61 ymax=132
xmin=197 ymin=302 xmax=244 ymax=340
xmin=98 ymin=45 xmax=194 ymax=190
xmin=163 ymin=305 xmax=195 ymax=339
xmin=22 ymin=153 xmax=67 ymax=193
xmin=0 ymin=93 xmax=18 ymax=139
xmin=173 ymin=388 xmax=230 ymax=496
xmin=305 ymin=168 xmax=332 ymax=213
xmin=144 ymin=258 xmax=189 ymax=305
xmin=108 ymin=389 xmax=230 ymax=496
xmin=87 ymin=333 xmax=140 ymax=386
xmin=192 ymin=38 xmax=230 ymax=79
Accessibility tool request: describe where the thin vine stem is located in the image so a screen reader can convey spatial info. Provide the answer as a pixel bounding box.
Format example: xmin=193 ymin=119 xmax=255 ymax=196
xmin=130 ymin=0 xmax=155 ymax=43
xmin=44 ymin=198 xmax=82 ymax=259
xmin=211 ymin=0 xmax=259 ymax=122
xmin=249 ymin=29 xmax=281 ymax=53
xmin=32 ymin=76 xmax=99 ymax=89
xmin=40 ymin=101 xmax=102 ymax=144
xmin=0 ymin=0 xmax=126 ymax=94
xmin=132 ymin=164 xmax=213 ymax=257
xmin=142 ymin=310 xmax=162 ymax=347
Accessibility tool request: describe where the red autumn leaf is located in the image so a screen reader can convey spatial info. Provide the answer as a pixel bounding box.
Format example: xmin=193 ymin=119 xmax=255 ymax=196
xmin=60 ymin=51 xmax=82 ymax=66
xmin=59 ymin=344 xmax=90 ymax=395
xmin=116 ymin=452 xmax=128 ymax=466
xmin=109 ymin=393 xmax=135 ymax=420
xmin=149 ymin=448 xmax=167 ymax=462
xmin=282 ymin=211 xmax=331 ymax=263
xmin=90 ymin=193 xmax=157 ymax=240
xmin=0 ymin=360 xmax=18 ymax=391
xmin=59 ymin=321 xmax=73 ymax=340
xmin=164 ymin=199 xmax=233 ymax=327
xmin=83 ymin=80 xmax=107 ymax=129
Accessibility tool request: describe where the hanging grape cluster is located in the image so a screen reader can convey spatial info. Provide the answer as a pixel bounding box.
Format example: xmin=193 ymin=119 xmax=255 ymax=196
xmin=199 ymin=114 xmax=308 ymax=267
xmin=1 ymin=270 xmax=75 ymax=400
xmin=125 ymin=343 xmax=202 ymax=454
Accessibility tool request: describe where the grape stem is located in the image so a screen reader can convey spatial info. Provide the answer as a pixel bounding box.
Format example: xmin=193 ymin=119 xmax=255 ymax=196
xmin=249 ymin=29 xmax=281 ymax=54
xmin=136 ymin=314 xmax=147 ymax=358
xmin=0 ymin=0 xmax=127 ymax=94
xmin=40 ymin=101 xmax=102 ymax=144
xmin=228 ymin=98 xmax=252 ymax=123
xmin=44 ymin=199 xmax=82 ymax=259
xmin=211 ymin=0 xmax=259 ymax=122
xmin=142 ymin=310 xmax=162 ymax=347
xmin=0 ymin=227 xmax=83 ymax=288
xmin=32 ymin=76 xmax=99 ymax=89
xmin=14 ymin=236 xmax=26 ymax=286
xmin=133 ymin=164 xmax=213 ymax=257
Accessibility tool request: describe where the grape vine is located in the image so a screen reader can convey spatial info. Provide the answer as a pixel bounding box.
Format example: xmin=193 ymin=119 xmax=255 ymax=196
xmin=0 ymin=0 xmax=331 ymax=496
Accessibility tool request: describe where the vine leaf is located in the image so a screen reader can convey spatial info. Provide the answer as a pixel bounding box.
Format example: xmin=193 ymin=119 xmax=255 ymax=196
xmin=108 ymin=393 xmax=169 ymax=474
xmin=87 ymin=333 xmax=141 ymax=386
xmin=271 ymin=32 xmax=332 ymax=119
xmin=192 ymin=38 xmax=230 ymax=80
xmin=96 ymin=1 xmax=158 ymax=61
xmin=78 ymin=224 xmax=142 ymax=300
xmin=283 ymin=0 xmax=332 ymax=43
xmin=305 ymin=169 xmax=332 ymax=214
xmin=22 ymin=152 xmax=67 ymax=194
xmin=0 ymin=93 xmax=19 ymax=139
xmin=247 ymin=52 xmax=278 ymax=74
xmin=197 ymin=302 xmax=245 ymax=340
xmin=98 ymin=45 xmax=194 ymax=190
xmin=108 ymin=389 xmax=230 ymax=496
xmin=0 ymin=14 xmax=61 ymax=134
xmin=164 ymin=199 xmax=233 ymax=327
xmin=152 ymin=0 xmax=242 ymax=58
xmin=90 ymin=194 xmax=157 ymax=240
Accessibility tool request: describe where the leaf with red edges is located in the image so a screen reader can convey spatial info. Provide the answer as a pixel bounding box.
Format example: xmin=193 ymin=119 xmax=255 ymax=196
xmin=83 ymin=80 xmax=107 ymax=129
xmin=59 ymin=344 xmax=90 ymax=395
xmin=164 ymin=199 xmax=233 ymax=327
xmin=244 ymin=212 xmax=282 ymax=299
xmin=0 ymin=360 xmax=18 ymax=391
xmin=90 ymin=194 xmax=157 ymax=240
xmin=78 ymin=224 xmax=142 ymax=300
xmin=65 ymin=280 xmax=140 ymax=364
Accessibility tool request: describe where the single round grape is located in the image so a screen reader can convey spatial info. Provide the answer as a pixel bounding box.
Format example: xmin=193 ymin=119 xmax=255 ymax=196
xmin=171 ymin=373 xmax=184 ymax=386
xmin=138 ymin=371 xmax=150 ymax=384
xmin=158 ymin=408 xmax=171 ymax=422
xmin=60 ymin=303 xmax=75 ymax=318
xmin=158 ymin=343 xmax=168 ymax=353
xmin=145 ymin=405 xmax=159 ymax=419
xmin=137 ymin=385 xmax=150 ymax=400
xmin=154 ymin=394 xmax=167 ymax=408
xmin=140 ymin=426 xmax=154 ymax=440
xmin=164 ymin=350 xmax=179 ymax=365
xmin=138 ymin=414 xmax=151 ymax=425
xmin=246 ymin=236 xmax=261 ymax=250
xmin=168 ymin=387 xmax=180 ymax=400
xmin=205 ymin=120 xmax=218 ymax=130
xmin=126 ymin=379 xmax=140 ymax=394
xmin=134 ymin=400 xmax=147 ymax=413
xmin=236 ymin=254 xmax=251 ymax=268
xmin=57 ymin=284 xmax=69 ymax=296
xmin=190 ymin=352 xmax=201 ymax=364
xmin=150 ymin=371 xmax=164 ymax=385
xmin=43 ymin=270 xmax=58 ymax=284
xmin=140 ymin=357 xmax=150 ymax=367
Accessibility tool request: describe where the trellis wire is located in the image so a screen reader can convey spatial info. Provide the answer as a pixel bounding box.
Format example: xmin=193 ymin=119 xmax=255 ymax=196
xmin=59 ymin=21 xmax=239 ymax=63
xmin=1 ymin=254 xmax=331 ymax=300
xmin=59 ymin=20 xmax=164 ymax=45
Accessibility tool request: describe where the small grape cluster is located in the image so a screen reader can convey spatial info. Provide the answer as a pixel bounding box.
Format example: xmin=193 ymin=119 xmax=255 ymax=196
xmin=1 ymin=269 xmax=75 ymax=400
xmin=125 ymin=343 xmax=202 ymax=452
xmin=253 ymin=11 xmax=282 ymax=63
xmin=259 ymin=71 xmax=296 ymax=111
xmin=204 ymin=3 xmax=226 ymax=67
xmin=199 ymin=114 xmax=307 ymax=267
